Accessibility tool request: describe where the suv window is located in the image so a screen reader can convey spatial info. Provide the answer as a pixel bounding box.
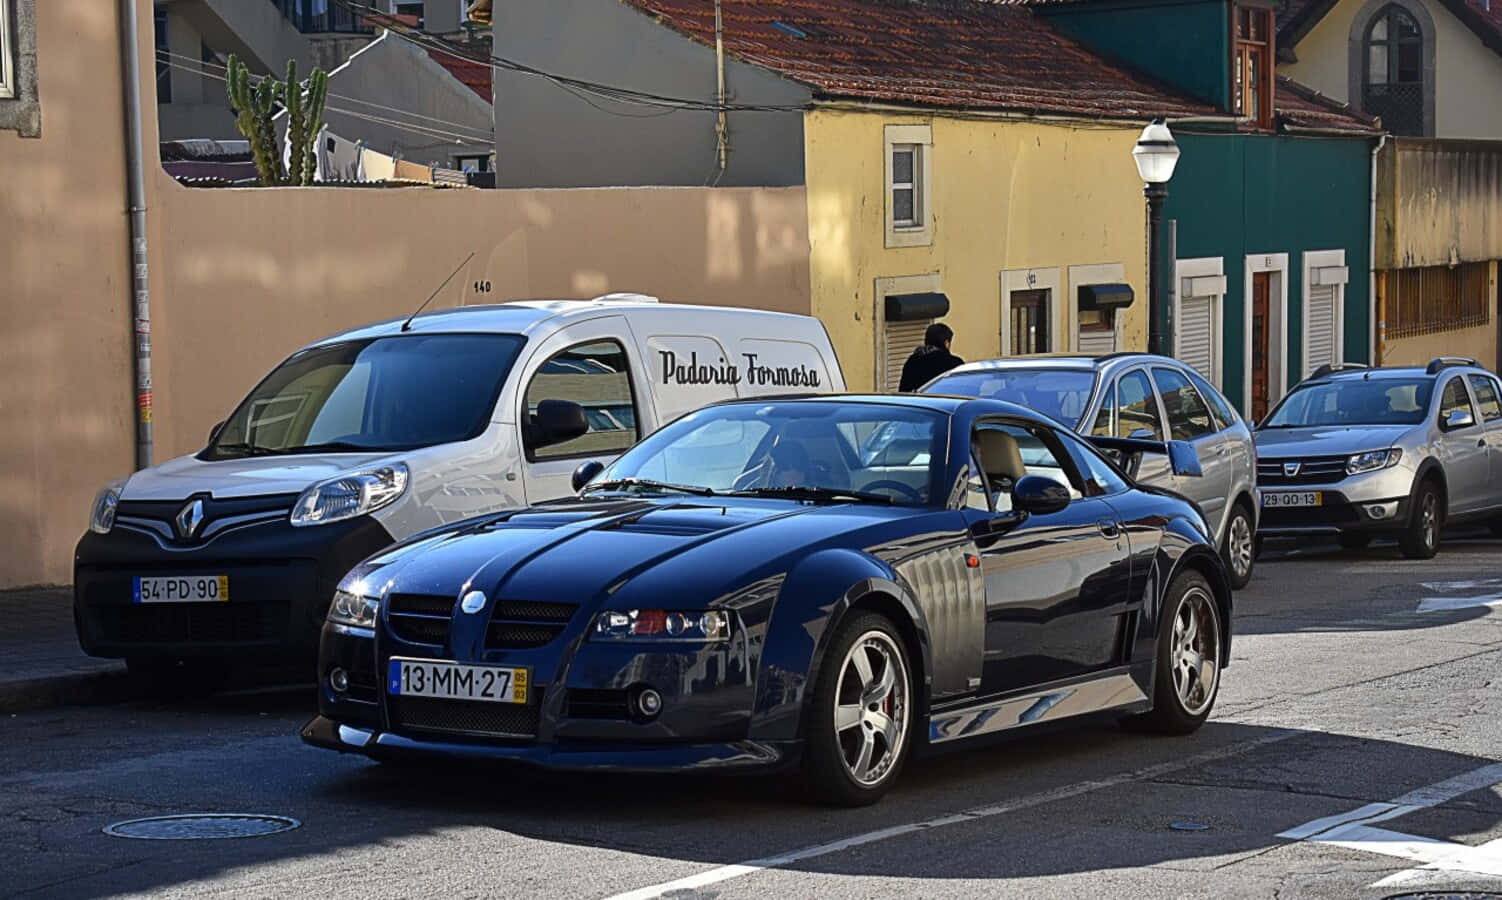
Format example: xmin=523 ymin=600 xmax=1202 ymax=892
xmin=1185 ymin=369 xmax=1237 ymax=429
xmin=523 ymin=340 xmax=640 ymax=461
xmin=1439 ymin=376 xmax=1476 ymax=426
xmin=1057 ymin=430 xmax=1130 ymax=497
xmin=1468 ymin=375 xmax=1502 ymax=422
xmin=1117 ymin=370 xmax=1164 ymax=440
xmin=1153 ymin=367 xmax=1217 ymax=440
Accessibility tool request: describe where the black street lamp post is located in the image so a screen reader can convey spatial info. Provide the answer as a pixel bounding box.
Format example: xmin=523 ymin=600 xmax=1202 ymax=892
xmin=1133 ymin=120 xmax=1181 ymax=357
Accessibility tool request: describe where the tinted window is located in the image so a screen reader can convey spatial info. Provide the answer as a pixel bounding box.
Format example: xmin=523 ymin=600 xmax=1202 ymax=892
xmin=1469 ymin=375 xmax=1502 ymax=422
xmin=1440 ymin=377 xmax=1476 ymax=423
xmin=1117 ymin=371 xmax=1164 ymax=440
xmin=973 ymin=421 xmax=1083 ymax=511
xmin=1153 ymin=368 xmax=1217 ymax=440
xmin=1058 ymin=430 xmax=1130 ymax=497
xmin=1263 ymin=378 xmax=1434 ymax=427
xmin=524 ymin=340 xmax=639 ymax=461
xmin=925 ymin=369 xmax=1097 ymax=427
xmin=205 ymin=334 xmax=525 ymax=460
xmin=1185 ymin=368 xmax=1238 ymax=429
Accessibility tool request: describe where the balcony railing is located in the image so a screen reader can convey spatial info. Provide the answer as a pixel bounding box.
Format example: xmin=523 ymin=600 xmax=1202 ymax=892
xmin=267 ymin=0 xmax=374 ymax=34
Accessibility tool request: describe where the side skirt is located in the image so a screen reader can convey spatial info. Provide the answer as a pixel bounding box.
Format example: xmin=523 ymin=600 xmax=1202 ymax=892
xmin=925 ymin=666 xmax=1150 ymax=745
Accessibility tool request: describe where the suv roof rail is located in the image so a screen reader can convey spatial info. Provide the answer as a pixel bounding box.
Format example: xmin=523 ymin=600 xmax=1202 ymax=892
xmin=1426 ymin=356 xmax=1480 ymax=374
xmin=1309 ymin=362 xmax=1369 ymax=379
xmin=1092 ymin=351 xmax=1147 ymax=363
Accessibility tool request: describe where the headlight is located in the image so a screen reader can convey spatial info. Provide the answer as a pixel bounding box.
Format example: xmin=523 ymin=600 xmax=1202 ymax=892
xmin=328 ymin=590 xmax=379 ymax=629
xmin=290 ymin=464 xmax=409 ymax=527
xmin=592 ymin=609 xmax=732 ymax=642
xmin=1346 ymin=448 xmax=1402 ymax=475
xmin=89 ymin=479 xmax=127 ymax=534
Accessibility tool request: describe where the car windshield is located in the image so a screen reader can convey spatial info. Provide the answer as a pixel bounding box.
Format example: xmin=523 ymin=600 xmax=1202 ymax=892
xmin=1262 ymin=377 xmax=1434 ymax=428
xmin=588 ymin=402 xmax=947 ymax=505
xmin=203 ymin=333 xmax=526 ymax=460
xmin=924 ymin=369 xmax=1097 ymax=427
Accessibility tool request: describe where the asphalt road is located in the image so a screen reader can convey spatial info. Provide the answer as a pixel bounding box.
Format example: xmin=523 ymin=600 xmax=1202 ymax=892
xmin=6 ymin=534 xmax=1502 ymax=899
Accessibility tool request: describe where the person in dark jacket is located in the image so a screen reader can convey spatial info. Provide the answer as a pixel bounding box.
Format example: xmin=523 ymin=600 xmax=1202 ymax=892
xmin=898 ymin=323 xmax=964 ymax=392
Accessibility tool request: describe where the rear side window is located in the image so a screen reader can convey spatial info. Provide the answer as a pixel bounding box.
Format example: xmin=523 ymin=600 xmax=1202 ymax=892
xmin=1117 ymin=371 xmax=1164 ymax=440
xmin=1057 ymin=430 xmax=1130 ymax=497
xmin=1090 ymin=380 xmax=1116 ymax=436
xmin=1468 ymin=375 xmax=1502 ymax=422
xmin=1185 ymin=368 xmax=1238 ymax=428
xmin=523 ymin=340 xmax=640 ymax=461
xmin=1440 ymin=377 xmax=1475 ymax=424
xmin=1153 ymin=367 xmax=1217 ymax=440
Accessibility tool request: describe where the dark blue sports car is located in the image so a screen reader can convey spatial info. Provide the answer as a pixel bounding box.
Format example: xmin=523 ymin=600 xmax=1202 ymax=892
xmin=302 ymin=395 xmax=1231 ymax=805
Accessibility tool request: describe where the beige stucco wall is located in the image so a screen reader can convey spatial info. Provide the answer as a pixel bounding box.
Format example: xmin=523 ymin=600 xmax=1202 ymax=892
xmin=1282 ymin=0 xmax=1502 ymax=139
xmin=804 ymin=109 xmax=1148 ymax=391
xmin=1382 ymin=321 xmax=1496 ymax=368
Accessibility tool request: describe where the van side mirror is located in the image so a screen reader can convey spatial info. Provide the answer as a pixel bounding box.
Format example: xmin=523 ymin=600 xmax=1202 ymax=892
xmin=1168 ymin=440 xmax=1203 ymax=477
xmin=531 ymin=399 xmax=589 ymax=449
xmin=1444 ymin=409 xmax=1476 ymax=431
xmin=208 ymin=420 xmax=226 ymax=444
xmin=572 ymin=460 xmax=605 ymax=492
xmin=1013 ymin=474 xmax=1071 ymax=516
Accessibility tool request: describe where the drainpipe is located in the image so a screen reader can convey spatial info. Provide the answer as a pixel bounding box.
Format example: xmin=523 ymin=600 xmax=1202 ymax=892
xmin=1369 ymin=133 xmax=1388 ymax=366
xmin=120 ymin=0 xmax=153 ymax=468
xmin=714 ymin=0 xmax=728 ymax=176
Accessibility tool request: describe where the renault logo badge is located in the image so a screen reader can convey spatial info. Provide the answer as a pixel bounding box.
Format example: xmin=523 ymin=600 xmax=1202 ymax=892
xmin=460 ymin=590 xmax=487 ymax=615
xmin=175 ymin=499 xmax=206 ymax=540
xmin=1283 ymin=462 xmax=1302 ymax=477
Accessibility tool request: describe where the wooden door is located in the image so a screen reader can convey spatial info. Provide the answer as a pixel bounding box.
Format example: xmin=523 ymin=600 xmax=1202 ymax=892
xmin=1250 ymin=273 xmax=1271 ymax=421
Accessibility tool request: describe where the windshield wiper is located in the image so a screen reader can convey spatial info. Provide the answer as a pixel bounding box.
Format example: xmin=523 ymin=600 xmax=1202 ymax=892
xmin=211 ymin=441 xmax=279 ymax=457
xmin=727 ymin=486 xmax=895 ymax=505
xmin=581 ymin=478 xmax=717 ymax=497
xmin=282 ymin=440 xmax=396 ymax=454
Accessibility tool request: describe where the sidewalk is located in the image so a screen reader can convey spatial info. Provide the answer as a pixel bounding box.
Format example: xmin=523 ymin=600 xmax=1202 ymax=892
xmin=0 ymin=588 xmax=128 ymax=713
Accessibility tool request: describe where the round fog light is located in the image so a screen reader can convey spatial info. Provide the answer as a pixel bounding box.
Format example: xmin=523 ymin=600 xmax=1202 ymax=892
xmin=329 ymin=668 xmax=349 ymax=693
xmin=636 ymin=688 xmax=662 ymax=718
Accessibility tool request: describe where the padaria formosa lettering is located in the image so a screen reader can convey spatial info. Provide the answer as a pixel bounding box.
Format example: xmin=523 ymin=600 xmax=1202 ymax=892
xmin=659 ymin=350 xmax=823 ymax=388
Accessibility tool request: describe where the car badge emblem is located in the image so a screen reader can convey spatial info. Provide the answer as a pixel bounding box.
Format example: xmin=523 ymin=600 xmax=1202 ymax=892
xmin=1283 ymin=462 xmax=1301 ymax=477
xmin=460 ymin=590 xmax=487 ymax=615
xmin=175 ymin=499 xmax=206 ymax=540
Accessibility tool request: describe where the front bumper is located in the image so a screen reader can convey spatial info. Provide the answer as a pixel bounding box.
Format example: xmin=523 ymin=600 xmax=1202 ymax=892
xmin=74 ymin=514 xmax=394 ymax=660
xmin=1257 ymin=491 xmax=1410 ymax=536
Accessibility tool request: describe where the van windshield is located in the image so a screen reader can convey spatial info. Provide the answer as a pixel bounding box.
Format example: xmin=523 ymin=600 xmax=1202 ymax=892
xmin=202 ymin=333 xmax=526 ymax=460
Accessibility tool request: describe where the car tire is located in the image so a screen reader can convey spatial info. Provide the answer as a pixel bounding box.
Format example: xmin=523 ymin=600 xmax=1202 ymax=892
xmin=1400 ymin=480 xmax=1443 ymax=560
xmin=1128 ymin=570 xmax=1222 ymax=736
xmin=802 ymin=611 xmax=914 ymax=807
xmin=1338 ymin=533 xmax=1372 ymax=550
xmin=1220 ymin=503 xmax=1256 ymax=590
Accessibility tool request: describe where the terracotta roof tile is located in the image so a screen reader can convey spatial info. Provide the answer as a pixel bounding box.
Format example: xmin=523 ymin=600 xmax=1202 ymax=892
xmin=1274 ymin=76 xmax=1383 ymax=133
xmin=620 ymin=0 xmax=1216 ymax=118
xmin=426 ymin=48 xmax=493 ymax=101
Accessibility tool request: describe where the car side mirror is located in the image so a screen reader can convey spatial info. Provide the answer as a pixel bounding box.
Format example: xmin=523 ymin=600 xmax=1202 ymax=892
xmin=572 ymin=460 xmax=605 ymax=492
xmin=208 ymin=420 xmax=226 ymax=444
xmin=1128 ymin=428 xmax=1156 ymax=440
xmin=1013 ymin=474 xmax=1071 ymax=516
xmin=1168 ymin=440 xmax=1203 ymax=477
xmin=532 ymin=399 xmax=590 ymax=449
xmin=1444 ymin=409 xmax=1476 ymax=431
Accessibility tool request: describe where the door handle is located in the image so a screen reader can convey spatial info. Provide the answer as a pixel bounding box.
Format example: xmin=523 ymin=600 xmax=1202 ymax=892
xmin=1097 ymin=519 xmax=1121 ymax=539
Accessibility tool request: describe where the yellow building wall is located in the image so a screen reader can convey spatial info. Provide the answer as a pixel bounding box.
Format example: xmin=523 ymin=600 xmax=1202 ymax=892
xmin=804 ymin=109 xmax=1149 ymax=391
xmin=1282 ymin=0 xmax=1502 ymax=140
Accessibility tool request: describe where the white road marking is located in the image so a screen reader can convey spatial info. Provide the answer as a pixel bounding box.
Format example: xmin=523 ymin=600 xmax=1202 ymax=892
xmin=1420 ymin=579 xmax=1502 ymax=591
xmin=1418 ymin=593 xmax=1502 ymax=613
xmin=602 ymin=730 xmax=1300 ymax=900
xmin=1278 ymin=761 xmax=1502 ymax=888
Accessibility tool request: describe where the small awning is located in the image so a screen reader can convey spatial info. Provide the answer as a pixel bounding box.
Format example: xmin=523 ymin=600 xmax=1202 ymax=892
xmin=1078 ymin=283 xmax=1135 ymax=311
xmin=885 ymin=292 xmax=950 ymax=322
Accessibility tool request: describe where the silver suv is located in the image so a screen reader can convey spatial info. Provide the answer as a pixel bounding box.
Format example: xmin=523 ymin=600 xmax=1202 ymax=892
xmin=923 ymin=353 xmax=1260 ymax=588
xmin=1254 ymin=357 xmax=1502 ymax=559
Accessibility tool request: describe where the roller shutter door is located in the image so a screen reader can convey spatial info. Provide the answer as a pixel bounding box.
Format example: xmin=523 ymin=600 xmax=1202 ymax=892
xmin=882 ymin=320 xmax=931 ymax=391
xmin=1178 ymin=295 xmax=1214 ymax=380
xmin=1305 ymin=284 xmax=1338 ymax=375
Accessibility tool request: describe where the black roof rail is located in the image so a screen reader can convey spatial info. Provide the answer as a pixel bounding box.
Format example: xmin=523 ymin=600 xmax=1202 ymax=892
xmin=1309 ymin=362 xmax=1369 ymax=379
xmin=1426 ymin=356 xmax=1480 ymax=375
xmin=1092 ymin=351 xmax=1148 ymax=363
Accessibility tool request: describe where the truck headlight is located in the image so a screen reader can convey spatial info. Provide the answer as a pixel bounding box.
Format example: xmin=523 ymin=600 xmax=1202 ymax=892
xmin=328 ymin=590 xmax=378 ymax=629
xmin=592 ymin=609 xmax=732 ymax=642
xmin=89 ymin=479 xmax=126 ymax=534
xmin=290 ymin=464 xmax=408 ymax=527
xmin=1346 ymin=449 xmax=1402 ymax=475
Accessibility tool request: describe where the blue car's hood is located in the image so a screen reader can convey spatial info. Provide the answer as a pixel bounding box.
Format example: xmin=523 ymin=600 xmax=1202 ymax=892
xmin=348 ymin=497 xmax=925 ymax=612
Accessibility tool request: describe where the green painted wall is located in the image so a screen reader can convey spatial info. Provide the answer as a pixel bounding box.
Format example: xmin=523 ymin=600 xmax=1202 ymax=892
xmin=1039 ymin=0 xmax=1230 ymax=109
xmin=1164 ymin=132 xmax=1374 ymax=413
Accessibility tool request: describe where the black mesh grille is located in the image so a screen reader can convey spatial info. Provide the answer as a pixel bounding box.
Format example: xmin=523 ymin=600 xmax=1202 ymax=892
xmin=388 ymin=697 xmax=540 ymax=739
xmin=1260 ymin=503 xmax=1361 ymax=528
xmin=495 ymin=600 xmax=576 ymax=621
xmin=388 ymin=615 xmax=448 ymax=646
xmin=483 ymin=599 xmax=577 ymax=650
xmin=388 ymin=593 xmax=457 ymax=616
xmin=486 ymin=622 xmax=565 ymax=649
xmin=90 ymin=602 xmax=286 ymax=645
xmin=565 ymin=688 xmax=632 ymax=720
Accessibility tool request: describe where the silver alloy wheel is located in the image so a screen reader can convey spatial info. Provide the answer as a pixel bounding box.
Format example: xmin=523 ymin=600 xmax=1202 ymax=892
xmin=1170 ymin=586 xmax=1221 ymax=717
xmin=1421 ymin=492 xmax=1439 ymax=551
xmin=1227 ymin=511 xmax=1254 ymax=578
xmin=833 ymin=631 xmax=909 ymax=787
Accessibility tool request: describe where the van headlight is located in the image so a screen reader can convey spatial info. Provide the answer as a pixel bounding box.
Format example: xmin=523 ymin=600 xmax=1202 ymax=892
xmin=290 ymin=464 xmax=409 ymax=527
xmin=1346 ymin=449 xmax=1402 ymax=475
xmin=89 ymin=479 xmax=127 ymax=534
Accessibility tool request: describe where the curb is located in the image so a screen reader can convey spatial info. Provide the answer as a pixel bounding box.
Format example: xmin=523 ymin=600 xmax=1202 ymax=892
xmin=0 ymin=667 xmax=131 ymax=715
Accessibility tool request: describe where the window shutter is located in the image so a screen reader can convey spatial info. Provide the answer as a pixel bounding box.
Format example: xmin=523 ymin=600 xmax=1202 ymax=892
xmin=1178 ymin=295 xmax=1214 ymax=380
xmin=1305 ymin=284 xmax=1338 ymax=375
xmin=1078 ymin=328 xmax=1116 ymax=355
xmin=882 ymin=320 xmax=931 ymax=391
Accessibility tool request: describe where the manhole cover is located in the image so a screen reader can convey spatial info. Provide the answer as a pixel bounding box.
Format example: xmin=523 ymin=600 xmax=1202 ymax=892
xmin=104 ymin=813 xmax=301 ymax=840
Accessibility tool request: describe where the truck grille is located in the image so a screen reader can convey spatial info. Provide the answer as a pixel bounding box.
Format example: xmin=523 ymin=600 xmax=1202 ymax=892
xmin=1257 ymin=455 xmax=1349 ymax=486
xmin=486 ymin=600 xmax=578 ymax=650
xmin=386 ymin=593 xmax=454 ymax=646
xmin=388 ymin=697 xmax=540 ymax=739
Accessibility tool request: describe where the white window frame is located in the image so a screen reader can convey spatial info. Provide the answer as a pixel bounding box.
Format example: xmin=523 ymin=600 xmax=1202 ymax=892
xmin=1067 ymin=263 xmax=1127 ymax=353
xmin=874 ymin=273 xmax=943 ymax=390
xmin=1302 ymin=248 xmax=1348 ymax=377
xmin=0 ymin=0 xmax=14 ymax=100
xmin=1000 ymin=267 xmax=1062 ymax=357
xmin=1175 ymin=256 xmax=1227 ymax=388
xmin=884 ymin=124 xmax=933 ymax=248
xmin=1244 ymin=252 xmax=1290 ymax=415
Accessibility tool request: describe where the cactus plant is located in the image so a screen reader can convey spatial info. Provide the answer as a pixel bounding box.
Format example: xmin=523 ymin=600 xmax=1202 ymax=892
xmin=226 ymin=55 xmax=329 ymax=186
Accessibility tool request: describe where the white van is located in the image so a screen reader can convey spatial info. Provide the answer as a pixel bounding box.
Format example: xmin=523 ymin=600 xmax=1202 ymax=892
xmin=74 ymin=295 xmax=844 ymax=669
